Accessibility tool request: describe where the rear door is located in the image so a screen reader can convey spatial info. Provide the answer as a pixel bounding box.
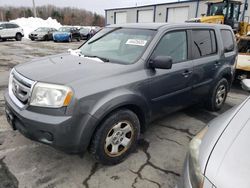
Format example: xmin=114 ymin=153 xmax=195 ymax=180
xmin=5 ymin=23 xmax=16 ymax=37
xmin=191 ymin=29 xmax=219 ymax=101
xmin=148 ymin=29 xmax=194 ymax=114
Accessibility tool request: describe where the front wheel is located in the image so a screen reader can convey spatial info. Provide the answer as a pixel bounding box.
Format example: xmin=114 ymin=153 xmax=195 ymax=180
xmin=90 ymin=109 xmax=140 ymax=165
xmin=15 ymin=33 xmax=22 ymax=41
xmin=206 ymin=78 xmax=229 ymax=111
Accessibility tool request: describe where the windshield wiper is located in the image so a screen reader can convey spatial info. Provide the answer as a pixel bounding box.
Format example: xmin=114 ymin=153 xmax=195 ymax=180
xmin=87 ymin=27 xmax=121 ymax=45
xmin=84 ymin=55 xmax=110 ymax=62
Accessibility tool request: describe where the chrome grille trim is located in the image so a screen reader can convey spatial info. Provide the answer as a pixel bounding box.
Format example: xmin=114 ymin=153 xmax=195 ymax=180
xmin=9 ymin=69 xmax=36 ymax=108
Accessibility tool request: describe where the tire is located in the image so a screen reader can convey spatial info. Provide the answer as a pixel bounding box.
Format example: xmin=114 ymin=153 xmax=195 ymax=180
xmin=15 ymin=33 xmax=22 ymax=41
xmin=206 ymin=78 xmax=229 ymax=111
xmin=44 ymin=35 xmax=49 ymax=41
xmin=31 ymin=38 xmax=35 ymax=41
xmin=77 ymin=37 xmax=80 ymax=42
xmin=90 ymin=109 xmax=140 ymax=165
xmin=68 ymin=35 xmax=72 ymax=42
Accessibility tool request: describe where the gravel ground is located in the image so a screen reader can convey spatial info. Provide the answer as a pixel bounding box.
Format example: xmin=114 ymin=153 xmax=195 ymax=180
xmin=0 ymin=39 xmax=248 ymax=188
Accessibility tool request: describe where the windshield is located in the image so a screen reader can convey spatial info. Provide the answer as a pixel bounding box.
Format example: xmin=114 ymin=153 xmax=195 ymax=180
xmin=208 ymin=2 xmax=227 ymax=16
xmin=80 ymin=28 xmax=90 ymax=34
xmin=35 ymin=27 xmax=50 ymax=32
xmin=79 ymin=28 xmax=155 ymax=64
xmin=238 ymin=39 xmax=250 ymax=54
xmin=58 ymin=27 xmax=71 ymax=32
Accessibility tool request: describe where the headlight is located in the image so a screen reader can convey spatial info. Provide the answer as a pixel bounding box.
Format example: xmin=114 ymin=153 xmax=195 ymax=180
xmin=30 ymin=82 xmax=73 ymax=108
xmin=189 ymin=127 xmax=208 ymax=188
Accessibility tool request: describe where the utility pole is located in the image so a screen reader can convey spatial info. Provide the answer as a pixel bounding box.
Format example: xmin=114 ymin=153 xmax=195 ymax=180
xmin=0 ymin=11 xmax=3 ymax=21
xmin=32 ymin=0 xmax=37 ymax=17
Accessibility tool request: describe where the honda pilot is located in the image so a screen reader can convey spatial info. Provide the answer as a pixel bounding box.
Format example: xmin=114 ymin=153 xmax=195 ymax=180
xmin=4 ymin=23 xmax=237 ymax=165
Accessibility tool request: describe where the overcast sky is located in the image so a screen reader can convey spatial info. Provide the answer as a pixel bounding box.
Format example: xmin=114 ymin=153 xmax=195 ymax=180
xmin=0 ymin=0 xmax=181 ymax=15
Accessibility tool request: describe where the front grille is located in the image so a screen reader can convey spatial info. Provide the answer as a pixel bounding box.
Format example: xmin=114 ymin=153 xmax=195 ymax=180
xmin=9 ymin=69 xmax=35 ymax=107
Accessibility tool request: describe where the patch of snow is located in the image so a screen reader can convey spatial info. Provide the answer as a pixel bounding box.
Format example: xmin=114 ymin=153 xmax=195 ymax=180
xmin=10 ymin=17 xmax=62 ymax=38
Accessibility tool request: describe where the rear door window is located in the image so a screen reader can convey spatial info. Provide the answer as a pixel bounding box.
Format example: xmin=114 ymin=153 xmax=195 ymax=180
xmin=192 ymin=29 xmax=217 ymax=59
xmin=221 ymin=29 xmax=235 ymax=52
xmin=151 ymin=31 xmax=187 ymax=63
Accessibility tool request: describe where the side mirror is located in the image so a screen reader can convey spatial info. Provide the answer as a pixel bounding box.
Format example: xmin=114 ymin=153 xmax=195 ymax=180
xmin=149 ymin=56 xmax=173 ymax=69
xmin=241 ymin=79 xmax=250 ymax=92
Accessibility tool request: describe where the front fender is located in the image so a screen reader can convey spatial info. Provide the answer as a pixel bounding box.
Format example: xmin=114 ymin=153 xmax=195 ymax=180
xmin=77 ymin=89 xmax=151 ymax=152
xmin=89 ymin=89 xmax=151 ymax=124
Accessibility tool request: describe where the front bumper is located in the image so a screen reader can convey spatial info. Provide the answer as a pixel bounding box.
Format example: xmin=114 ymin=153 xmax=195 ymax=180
xmin=176 ymin=154 xmax=193 ymax=188
xmin=29 ymin=35 xmax=45 ymax=41
xmin=4 ymin=90 xmax=97 ymax=154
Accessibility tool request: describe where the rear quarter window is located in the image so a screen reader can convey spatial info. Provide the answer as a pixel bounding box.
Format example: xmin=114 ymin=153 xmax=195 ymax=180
xmin=221 ymin=29 xmax=235 ymax=52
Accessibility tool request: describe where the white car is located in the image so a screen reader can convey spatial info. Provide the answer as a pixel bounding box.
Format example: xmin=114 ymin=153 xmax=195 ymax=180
xmin=0 ymin=22 xmax=24 ymax=41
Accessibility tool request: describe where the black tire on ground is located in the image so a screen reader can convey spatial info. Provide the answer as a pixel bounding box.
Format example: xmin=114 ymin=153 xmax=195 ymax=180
xmin=206 ymin=78 xmax=229 ymax=111
xmin=68 ymin=35 xmax=72 ymax=42
xmin=31 ymin=38 xmax=35 ymax=41
xmin=15 ymin=33 xmax=22 ymax=41
xmin=44 ymin=35 xmax=49 ymax=41
xmin=90 ymin=109 xmax=140 ymax=165
xmin=77 ymin=37 xmax=80 ymax=41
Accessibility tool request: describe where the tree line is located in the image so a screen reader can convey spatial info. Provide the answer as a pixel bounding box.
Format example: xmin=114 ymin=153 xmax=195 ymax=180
xmin=0 ymin=5 xmax=105 ymax=26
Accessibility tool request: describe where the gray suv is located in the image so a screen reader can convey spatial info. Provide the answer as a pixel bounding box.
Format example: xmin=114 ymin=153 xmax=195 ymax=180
xmin=4 ymin=23 xmax=237 ymax=165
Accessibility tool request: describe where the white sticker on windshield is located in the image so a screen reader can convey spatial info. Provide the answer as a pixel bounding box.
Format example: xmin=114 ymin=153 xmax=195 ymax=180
xmin=126 ymin=39 xmax=147 ymax=46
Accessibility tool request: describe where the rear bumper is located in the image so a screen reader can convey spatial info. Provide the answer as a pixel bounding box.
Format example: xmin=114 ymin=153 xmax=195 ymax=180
xmin=53 ymin=35 xmax=70 ymax=41
xmin=4 ymin=90 xmax=97 ymax=154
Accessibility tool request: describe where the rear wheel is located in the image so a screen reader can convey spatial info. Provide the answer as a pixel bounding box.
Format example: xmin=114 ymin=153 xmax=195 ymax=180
xmin=90 ymin=109 xmax=140 ymax=165
xmin=206 ymin=78 xmax=229 ymax=111
xmin=15 ymin=33 xmax=22 ymax=41
xmin=44 ymin=35 xmax=49 ymax=41
xmin=68 ymin=35 xmax=72 ymax=42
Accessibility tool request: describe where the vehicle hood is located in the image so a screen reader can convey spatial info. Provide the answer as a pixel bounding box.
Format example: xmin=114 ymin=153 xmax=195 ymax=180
xmin=201 ymin=97 xmax=250 ymax=188
xmin=30 ymin=31 xmax=47 ymax=35
xmin=14 ymin=53 xmax=129 ymax=86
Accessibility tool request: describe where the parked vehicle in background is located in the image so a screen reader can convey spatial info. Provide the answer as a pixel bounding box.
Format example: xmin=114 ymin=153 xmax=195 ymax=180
xmin=177 ymin=79 xmax=250 ymax=188
xmin=0 ymin=22 xmax=24 ymax=41
xmin=236 ymin=36 xmax=250 ymax=80
xmin=79 ymin=27 xmax=91 ymax=40
xmin=53 ymin=26 xmax=81 ymax=42
xmin=29 ymin=27 xmax=57 ymax=41
xmin=4 ymin=23 xmax=237 ymax=165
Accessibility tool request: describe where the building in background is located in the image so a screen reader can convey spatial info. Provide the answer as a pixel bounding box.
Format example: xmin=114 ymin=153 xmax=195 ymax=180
xmin=105 ymin=0 xmax=249 ymax=25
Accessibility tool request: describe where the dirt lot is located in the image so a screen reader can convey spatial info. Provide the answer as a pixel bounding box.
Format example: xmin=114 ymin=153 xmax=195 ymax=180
xmin=0 ymin=39 xmax=248 ymax=188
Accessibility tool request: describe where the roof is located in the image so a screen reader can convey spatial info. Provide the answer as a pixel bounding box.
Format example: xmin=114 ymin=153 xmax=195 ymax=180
xmin=107 ymin=22 xmax=233 ymax=30
xmin=107 ymin=23 xmax=168 ymax=30
xmin=105 ymin=0 xmax=206 ymax=11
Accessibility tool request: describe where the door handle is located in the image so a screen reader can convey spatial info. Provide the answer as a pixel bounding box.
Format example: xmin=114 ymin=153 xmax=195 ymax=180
xmin=182 ymin=70 xmax=192 ymax=77
xmin=214 ymin=61 xmax=221 ymax=67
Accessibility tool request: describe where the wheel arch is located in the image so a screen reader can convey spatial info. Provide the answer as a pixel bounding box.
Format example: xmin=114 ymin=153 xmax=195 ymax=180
xmin=80 ymin=93 xmax=151 ymax=152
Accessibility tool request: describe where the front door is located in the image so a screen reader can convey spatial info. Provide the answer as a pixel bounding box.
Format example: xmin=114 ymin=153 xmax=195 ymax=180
xmin=148 ymin=30 xmax=194 ymax=115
